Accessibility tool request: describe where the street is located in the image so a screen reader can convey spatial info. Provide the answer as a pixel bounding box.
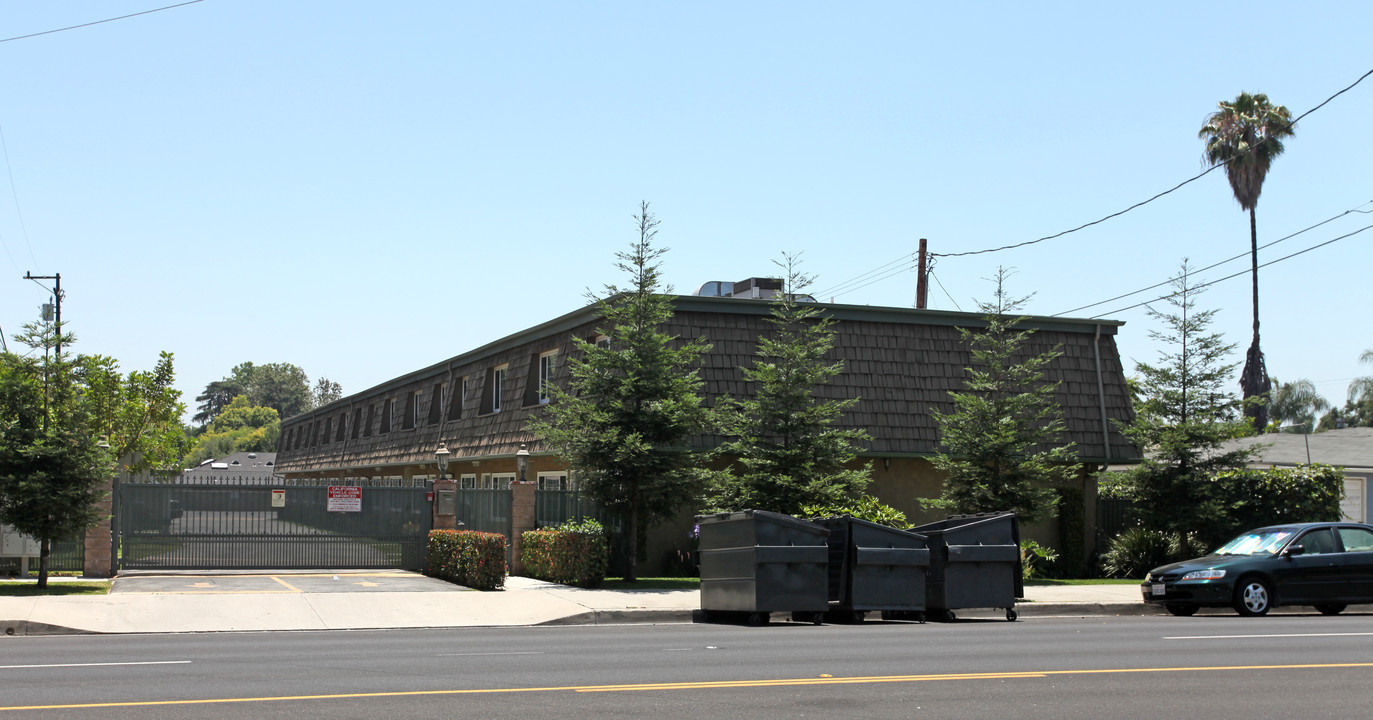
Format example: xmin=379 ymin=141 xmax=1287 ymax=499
xmin=3 ymin=613 xmax=1373 ymax=718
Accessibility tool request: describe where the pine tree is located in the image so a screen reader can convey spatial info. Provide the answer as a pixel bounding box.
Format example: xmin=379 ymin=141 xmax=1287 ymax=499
xmin=527 ymin=202 xmax=714 ymax=581
xmin=708 ymin=254 xmax=870 ymax=515
xmin=927 ymin=269 xmax=1073 ymax=524
xmin=0 ymin=322 xmax=113 ymax=587
xmin=1120 ymin=261 xmax=1256 ymax=553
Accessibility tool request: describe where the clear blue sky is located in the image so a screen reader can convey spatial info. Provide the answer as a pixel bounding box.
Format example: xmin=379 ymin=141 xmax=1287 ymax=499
xmin=2 ymin=2 xmax=1369 ymax=426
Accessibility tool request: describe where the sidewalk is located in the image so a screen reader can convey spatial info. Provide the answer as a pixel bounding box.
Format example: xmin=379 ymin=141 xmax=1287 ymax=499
xmin=1 ymin=574 xmax=1156 ymax=636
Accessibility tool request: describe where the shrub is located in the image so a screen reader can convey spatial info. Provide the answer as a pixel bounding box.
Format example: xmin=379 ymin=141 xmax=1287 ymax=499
xmin=1098 ymin=527 xmax=1195 ymax=579
xmin=521 ymin=519 xmax=609 ymax=588
xmin=1020 ymin=539 xmax=1059 ymax=580
xmin=800 ymin=495 xmax=912 ymax=529
xmin=1208 ymin=464 xmax=1345 ymax=546
xmin=426 ymin=530 xmax=506 ymax=590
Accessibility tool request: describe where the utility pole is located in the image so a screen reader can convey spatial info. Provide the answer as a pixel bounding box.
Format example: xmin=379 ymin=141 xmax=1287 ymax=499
xmin=915 ymin=239 xmax=928 ymax=309
xmin=24 ymin=272 xmax=62 ymax=357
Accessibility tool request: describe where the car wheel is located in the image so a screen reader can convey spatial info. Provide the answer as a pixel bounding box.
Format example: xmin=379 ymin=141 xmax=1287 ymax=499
xmin=1233 ymin=577 xmax=1272 ymax=616
xmin=1165 ymin=603 xmax=1198 ymax=617
xmin=1314 ymin=604 xmax=1347 ymax=616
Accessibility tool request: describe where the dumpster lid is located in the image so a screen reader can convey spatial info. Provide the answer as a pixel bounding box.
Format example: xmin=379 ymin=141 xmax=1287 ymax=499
xmin=815 ymin=515 xmax=927 ymax=541
xmin=695 ymin=509 xmax=830 ymax=536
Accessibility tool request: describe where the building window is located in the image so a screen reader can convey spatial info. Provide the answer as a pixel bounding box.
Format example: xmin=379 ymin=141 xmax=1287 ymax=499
xmin=482 ymin=366 xmax=508 ymax=414
xmin=537 ymin=471 xmax=569 ymax=491
xmin=539 ymin=351 xmax=557 ymax=403
xmin=284 ymin=428 xmax=295 ymax=451
xmin=428 ymin=383 xmax=443 ymax=425
xmin=364 ymin=405 xmax=375 ymax=437
xmin=459 ymin=473 xmax=477 ymax=489
xmin=335 ymin=413 xmax=347 ymax=442
xmin=381 ymin=398 xmax=393 ymax=434
xmin=352 ymin=408 xmax=363 ymax=440
xmin=481 ymin=472 xmax=516 ymax=490
xmin=402 ymin=391 xmax=418 ymax=430
xmin=448 ymin=377 xmax=466 ymax=421
xmin=595 ymin=335 xmax=610 ymax=350
xmin=321 ymin=418 xmax=332 ymax=445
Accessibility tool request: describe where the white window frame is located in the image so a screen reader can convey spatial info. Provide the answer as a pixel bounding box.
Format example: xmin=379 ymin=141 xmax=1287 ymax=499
xmin=537 ymin=471 xmax=569 ymax=491
xmin=481 ymin=472 xmax=516 ymax=490
xmin=538 ymin=351 xmax=558 ymax=403
xmin=493 ymin=365 xmax=507 ymax=413
xmin=459 ymin=473 xmax=477 ymax=489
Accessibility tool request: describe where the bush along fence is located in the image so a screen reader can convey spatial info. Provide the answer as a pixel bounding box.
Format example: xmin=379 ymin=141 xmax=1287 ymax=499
xmin=520 ymin=519 xmax=610 ymax=588
xmin=425 ymin=529 xmax=507 ymax=590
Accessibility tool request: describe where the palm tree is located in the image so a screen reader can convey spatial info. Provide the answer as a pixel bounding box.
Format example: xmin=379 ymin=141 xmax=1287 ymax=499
xmin=1266 ymin=377 xmax=1329 ymax=433
xmin=1199 ymin=92 xmax=1295 ymax=432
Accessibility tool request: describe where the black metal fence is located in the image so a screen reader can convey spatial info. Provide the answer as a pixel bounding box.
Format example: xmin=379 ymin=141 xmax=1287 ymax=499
xmin=118 ymin=482 xmax=432 ymax=570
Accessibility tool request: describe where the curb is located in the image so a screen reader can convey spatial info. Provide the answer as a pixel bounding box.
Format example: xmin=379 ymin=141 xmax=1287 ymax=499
xmin=3 ymin=620 xmax=96 ymax=637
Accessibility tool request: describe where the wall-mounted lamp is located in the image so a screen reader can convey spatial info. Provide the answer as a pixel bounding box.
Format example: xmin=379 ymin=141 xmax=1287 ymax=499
xmin=516 ymin=444 xmax=530 ymax=483
xmin=435 ymin=441 xmax=451 ymax=481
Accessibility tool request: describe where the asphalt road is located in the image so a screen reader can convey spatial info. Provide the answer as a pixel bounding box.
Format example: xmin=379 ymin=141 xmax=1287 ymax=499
xmin=3 ymin=613 xmax=1373 ymax=718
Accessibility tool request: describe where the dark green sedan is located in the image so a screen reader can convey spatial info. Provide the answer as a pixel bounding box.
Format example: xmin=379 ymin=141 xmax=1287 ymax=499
xmin=1142 ymin=522 xmax=1373 ymax=617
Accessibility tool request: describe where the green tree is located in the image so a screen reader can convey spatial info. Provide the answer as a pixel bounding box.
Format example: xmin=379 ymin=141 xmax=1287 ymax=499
xmin=1265 ymin=377 xmax=1329 ymax=434
xmin=1118 ymin=262 xmax=1257 ymax=554
xmin=925 ymin=268 xmax=1074 ymax=524
xmin=194 ymin=362 xmax=322 ymax=427
xmin=707 ymin=254 xmax=870 ymax=515
xmin=312 ymin=377 xmax=343 ymax=408
xmin=76 ymin=351 xmax=187 ymax=471
xmin=1199 ymin=91 xmax=1295 ymax=432
xmin=1344 ymin=349 xmax=1373 ymax=427
xmin=0 ymin=322 xmax=113 ymax=587
xmin=184 ymin=396 xmax=280 ymax=466
xmin=527 ymin=202 xmax=715 ymax=581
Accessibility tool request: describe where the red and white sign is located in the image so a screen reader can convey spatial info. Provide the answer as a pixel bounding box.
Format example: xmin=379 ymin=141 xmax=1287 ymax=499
xmin=327 ymin=486 xmax=362 ymax=512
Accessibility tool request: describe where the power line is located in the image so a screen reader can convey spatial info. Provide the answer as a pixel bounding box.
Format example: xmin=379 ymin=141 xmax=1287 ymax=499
xmin=929 ymin=269 xmax=962 ymax=312
xmin=1054 ymin=200 xmax=1373 ymax=316
xmin=933 ymin=66 xmax=1373 ymax=260
xmin=0 ymin=0 xmax=206 ymax=44
xmin=1092 ymin=222 xmax=1373 ymax=318
xmin=812 ymin=252 xmax=916 ymax=300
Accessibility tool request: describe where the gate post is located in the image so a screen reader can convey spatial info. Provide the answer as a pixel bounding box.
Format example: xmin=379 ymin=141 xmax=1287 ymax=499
xmin=432 ymin=478 xmax=458 ymax=530
xmin=509 ymin=479 xmax=536 ymax=576
xmin=84 ymin=474 xmax=115 ymax=578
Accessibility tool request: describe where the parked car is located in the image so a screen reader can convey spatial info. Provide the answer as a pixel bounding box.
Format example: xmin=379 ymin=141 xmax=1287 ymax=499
xmin=1142 ymin=522 xmax=1373 ymax=617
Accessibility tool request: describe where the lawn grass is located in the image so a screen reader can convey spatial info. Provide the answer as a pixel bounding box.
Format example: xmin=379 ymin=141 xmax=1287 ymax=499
xmin=0 ymin=581 xmax=112 ymax=596
xmin=1025 ymin=578 xmax=1139 ymax=586
xmin=599 ymin=577 xmax=699 ymax=590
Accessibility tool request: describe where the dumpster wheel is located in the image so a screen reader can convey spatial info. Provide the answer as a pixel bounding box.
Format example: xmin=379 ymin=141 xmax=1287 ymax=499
xmin=1005 ymin=608 xmax=1018 ymax=622
xmin=747 ymin=613 xmax=768 ymax=627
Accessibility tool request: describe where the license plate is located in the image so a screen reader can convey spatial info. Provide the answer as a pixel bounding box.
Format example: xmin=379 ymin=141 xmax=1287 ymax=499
xmin=1151 ymin=583 xmax=1166 ymax=596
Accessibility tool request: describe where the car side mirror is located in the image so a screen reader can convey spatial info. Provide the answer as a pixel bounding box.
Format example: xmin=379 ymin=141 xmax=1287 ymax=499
xmin=1284 ymin=545 xmax=1306 ymax=557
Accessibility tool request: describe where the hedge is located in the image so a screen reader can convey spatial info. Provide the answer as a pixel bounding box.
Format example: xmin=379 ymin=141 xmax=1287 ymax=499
xmin=426 ymin=530 xmax=506 ymax=590
xmin=521 ymin=519 xmax=609 ymax=588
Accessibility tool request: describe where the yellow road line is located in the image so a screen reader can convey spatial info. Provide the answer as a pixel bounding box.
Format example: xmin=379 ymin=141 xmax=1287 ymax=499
xmin=270 ymin=576 xmax=304 ymax=593
xmin=4 ymin=662 xmax=1372 ymax=712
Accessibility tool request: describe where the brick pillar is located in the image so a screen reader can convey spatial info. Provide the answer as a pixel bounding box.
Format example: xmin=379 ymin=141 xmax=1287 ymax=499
xmin=432 ymin=478 xmax=458 ymax=530
xmin=509 ymin=480 xmax=537 ymax=576
xmin=84 ymin=475 xmax=115 ymax=578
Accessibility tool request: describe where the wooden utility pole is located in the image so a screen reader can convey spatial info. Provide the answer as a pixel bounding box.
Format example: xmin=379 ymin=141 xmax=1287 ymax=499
xmin=24 ymin=272 xmax=62 ymax=357
xmin=915 ymin=239 xmax=928 ymax=309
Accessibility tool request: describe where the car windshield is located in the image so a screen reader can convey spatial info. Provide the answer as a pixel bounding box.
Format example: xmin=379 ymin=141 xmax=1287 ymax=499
xmin=1214 ymin=530 xmax=1294 ymax=556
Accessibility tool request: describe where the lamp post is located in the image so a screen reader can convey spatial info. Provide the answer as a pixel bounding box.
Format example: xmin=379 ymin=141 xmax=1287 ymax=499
xmin=516 ymin=444 xmax=530 ymax=484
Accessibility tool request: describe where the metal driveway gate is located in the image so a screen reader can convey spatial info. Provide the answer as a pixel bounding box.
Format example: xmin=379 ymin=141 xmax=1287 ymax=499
xmin=117 ymin=482 xmax=433 ymax=571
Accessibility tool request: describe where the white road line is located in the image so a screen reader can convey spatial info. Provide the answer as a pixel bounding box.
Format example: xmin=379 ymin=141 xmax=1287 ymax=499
xmin=1165 ymin=632 xmax=1373 ymax=640
xmin=0 ymin=661 xmax=192 ymax=670
xmin=436 ymin=651 xmax=545 ymax=657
